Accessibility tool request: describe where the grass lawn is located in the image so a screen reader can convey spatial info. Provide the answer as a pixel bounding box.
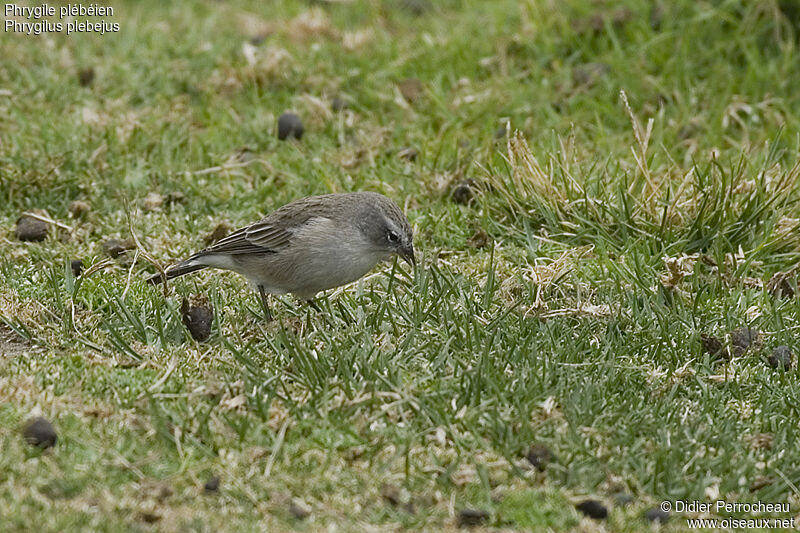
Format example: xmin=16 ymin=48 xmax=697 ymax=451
xmin=3 ymin=0 xmax=800 ymax=531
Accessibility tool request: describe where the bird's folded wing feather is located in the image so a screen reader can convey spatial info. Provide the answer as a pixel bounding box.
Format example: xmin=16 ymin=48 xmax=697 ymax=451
xmin=198 ymin=199 xmax=338 ymax=256
xmin=199 ymin=222 xmax=293 ymax=255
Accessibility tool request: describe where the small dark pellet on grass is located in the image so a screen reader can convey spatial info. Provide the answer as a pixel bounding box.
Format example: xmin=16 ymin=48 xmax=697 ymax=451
xmin=645 ymin=508 xmax=669 ymax=523
xmin=71 ymin=259 xmax=83 ymax=277
xmin=730 ymin=327 xmax=761 ymax=357
xmin=700 ymin=333 xmax=726 ymax=359
xmin=23 ymin=417 xmax=57 ymax=449
xmin=576 ymin=499 xmax=608 ymax=519
xmin=277 ymin=112 xmax=304 ymax=140
xmin=78 ymin=67 xmax=95 ymax=87
xmin=457 ymin=509 xmax=489 ymax=528
xmin=525 ymin=444 xmax=553 ymax=471
xmin=15 ymin=215 xmax=48 ymax=242
xmin=768 ymin=345 xmax=794 ymax=370
xmin=182 ymin=299 xmax=213 ymax=342
xmin=452 ymin=180 xmax=477 ymax=205
xmin=203 ymin=476 xmax=220 ymax=493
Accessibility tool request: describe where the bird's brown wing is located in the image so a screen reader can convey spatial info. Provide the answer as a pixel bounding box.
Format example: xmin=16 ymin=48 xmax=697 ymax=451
xmin=199 ymin=224 xmax=289 ymax=255
xmin=199 ymin=196 xmax=342 ymax=256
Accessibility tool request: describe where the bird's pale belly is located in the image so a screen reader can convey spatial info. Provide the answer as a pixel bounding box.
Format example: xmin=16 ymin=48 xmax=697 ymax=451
xmin=234 ymin=241 xmax=388 ymax=300
xmin=286 ymin=246 xmax=388 ymax=298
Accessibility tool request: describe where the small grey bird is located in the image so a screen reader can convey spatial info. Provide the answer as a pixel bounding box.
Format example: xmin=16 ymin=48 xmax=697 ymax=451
xmin=148 ymin=192 xmax=415 ymax=321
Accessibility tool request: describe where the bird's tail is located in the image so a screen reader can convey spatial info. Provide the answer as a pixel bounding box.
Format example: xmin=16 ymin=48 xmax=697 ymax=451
xmin=147 ymin=259 xmax=207 ymax=285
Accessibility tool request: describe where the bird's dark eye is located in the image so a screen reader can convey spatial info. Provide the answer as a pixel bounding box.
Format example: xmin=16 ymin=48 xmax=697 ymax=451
xmin=387 ymin=231 xmax=400 ymax=243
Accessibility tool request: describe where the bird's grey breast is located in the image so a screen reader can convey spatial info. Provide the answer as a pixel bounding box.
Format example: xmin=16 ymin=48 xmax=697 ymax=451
xmin=276 ymin=216 xmax=388 ymax=297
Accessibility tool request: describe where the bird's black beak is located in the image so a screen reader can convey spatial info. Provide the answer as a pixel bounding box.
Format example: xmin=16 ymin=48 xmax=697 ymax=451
xmin=400 ymin=244 xmax=416 ymax=268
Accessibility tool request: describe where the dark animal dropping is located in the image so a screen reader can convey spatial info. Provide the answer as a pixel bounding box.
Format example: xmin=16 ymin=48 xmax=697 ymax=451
xmin=452 ymin=180 xmax=478 ymax=205
xmin=23 ymin=417 xmax=57 ymax=449
xmin=457 ymin=508 xmax=489 ymax=528
xmin=730 ymin=327 xmax=761 ymax=357
xmin=277 ymin=112 xmax=304 ymax=140
xmin=15 ymin=215 xmax=48 ymax=242
xmin=78 ymin=67 xmax=95 ymax=87
xmin=576 ymin=499 xmax=608 ymax=519
xmin=768 ymin=345 xmax=793 ymax=370
xmin=700 ymin=333 xmax=726 ymax=359
xmin=182 ymin=299 xmax=214 ymax=342
xmin=525 ymin=444 xmax=552 ymax=471
xmin=204 ymin=476 xmax=220 ymax=493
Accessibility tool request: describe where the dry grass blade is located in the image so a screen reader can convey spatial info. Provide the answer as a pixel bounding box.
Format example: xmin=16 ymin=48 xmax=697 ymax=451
xmin=192 ymin=158 xmax=274 ymax=176
xmin=491 ymin=130 xmax=566 ymax=215
xmin=20 ymin=211 xmax=72 ymax=232
xmin=620 ymin=89 xmax=655 ymax=191
xmin=124 ymin=202 xmax=168 ymax=296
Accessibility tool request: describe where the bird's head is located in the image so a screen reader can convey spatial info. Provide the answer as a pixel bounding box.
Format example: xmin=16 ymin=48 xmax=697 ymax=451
xmin=358 ymin=193 xmax=415 ymax=267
